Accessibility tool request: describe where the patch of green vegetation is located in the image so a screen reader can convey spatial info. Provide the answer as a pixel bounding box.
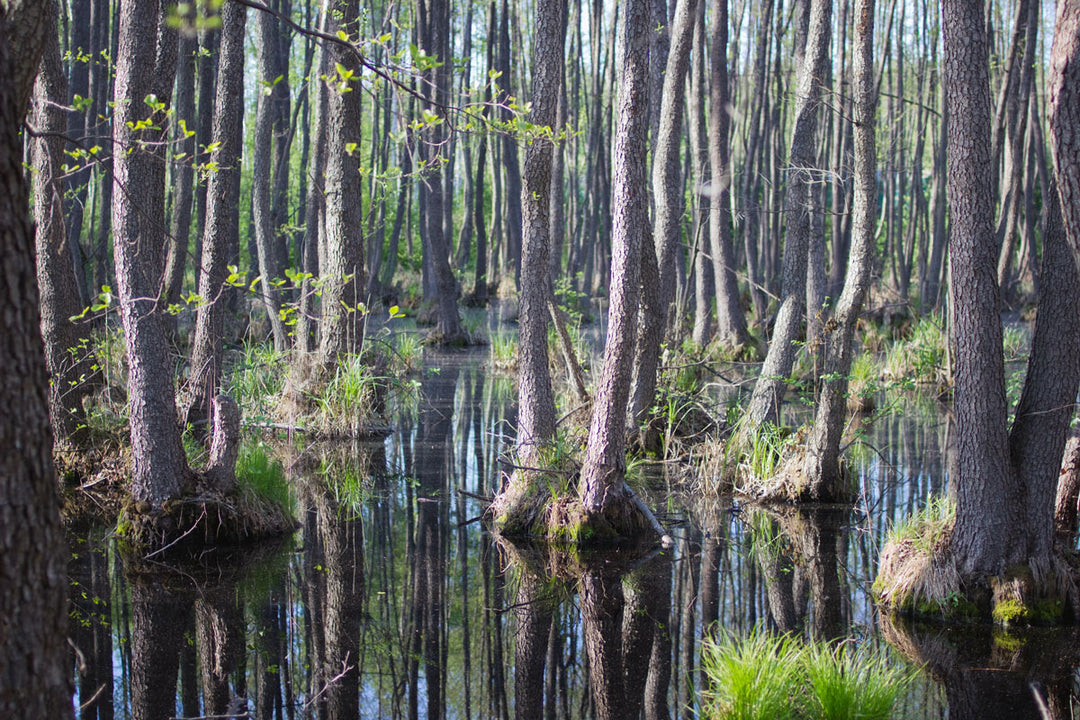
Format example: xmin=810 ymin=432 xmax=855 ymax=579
xmin=235 ymin=441 xmax=294 ymax=516
xmin=701 ymin=630 xmax=913 ymax=720
xmin=225 ymin=341 xmax=288 ymax=423
xmin=490 ymin=330 xmax=518 ymax=370
xmin=883 ymin=313 xmax=948 ymax=387
xmin=885 ymin=495 xmax=955 ymax=555
xmin=992 ymin=599 xmax=1030 ymax=626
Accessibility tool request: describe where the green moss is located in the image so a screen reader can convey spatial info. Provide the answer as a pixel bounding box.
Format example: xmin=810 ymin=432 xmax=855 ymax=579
xmin=992 ymin=630 xmax=1024 ymax=653
xmin=992 ymin=599 xmax=1030 ymax=626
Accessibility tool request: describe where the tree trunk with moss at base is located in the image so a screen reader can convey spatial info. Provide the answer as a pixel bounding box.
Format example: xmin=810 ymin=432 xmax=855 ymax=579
xmin=799 ymin=0 xmax=878 ymax=502
xmin=489 ymin=0 xmax=565 ymax=534
xmin=576 ymin=0 xmax=663 ymax=542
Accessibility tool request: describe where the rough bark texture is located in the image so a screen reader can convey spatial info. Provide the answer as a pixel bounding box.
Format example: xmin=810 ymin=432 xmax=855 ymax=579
xmin=1055 ymin=432 xmax=1080 ymax=549
xmin=578 ymin=0 xmax=657 ymax=532
xmin=32 ymin=9 xmax=94 ymax=447
xmin=1007 ymin=184 xmax=1080 ymax=563
xmin=708 ymin=0 xmax=751 ymax=348
xmin=745 ymin=0 xmax=832 ymax=428
xmin=112 ymin=0 xmax=193 ymax=507
xmin=632 ymin=0 xmax=696 ymax=433
xmin=515 ymin=0 xmax=565 ymax=459
xmin=802 ymin=0 xmax=877 ymax=500
xmin=252 ymin=7 xmax=290 ymax=352
xmin=514 ymin=572 xmax=554 ymax=720
xmin=319 ymin=0 xmax=366 ymax=359
xmin=1050 ymin=0 xmax=1080 ymax=272
xmin=416 ymin=0 xmax=463 ymax=342
xmin=185 ymin=0 xmax=246 ymax=435
xmin=0 ymin=17 xmax=71 ymax=719
xmin=1 ymin=0 xmax=50 ymax=112
xmin=943 ymin=0 xmax=1015 ymax=577
xmin=163 ymin=31 xmax=197 ymax=329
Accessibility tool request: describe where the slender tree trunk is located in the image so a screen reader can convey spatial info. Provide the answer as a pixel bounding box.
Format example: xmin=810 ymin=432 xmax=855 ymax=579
xmin=163 ymin=31 xmax=197 ymax=335
xmin=318 ymin=0 xmax=366 ymax=359
xmin=184 ymin=0 xmax=247 ymax=435
xmin=745 ymin=0 xmax=833 ymax=428
xmin=578 ymin=0 xmax=664 ymax=540
xmin=112 ymin=0 xmax=193 ymax=506
xmin=515 ymin=0 xmax=565 ymax=458
xmin=709 ymin=0 xmax=751 ymax=349
xmin=32 ymin=12 xmax=94 ymax=447
xmin=252 ymin=7 xmax=290 ymax=351
xmin=802 ymin=0 xmax=878 ymax=500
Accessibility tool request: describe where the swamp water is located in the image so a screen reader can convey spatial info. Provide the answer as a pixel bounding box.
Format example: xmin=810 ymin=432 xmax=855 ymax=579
xmin=68 ymin=348 xmax=1080 ymax=719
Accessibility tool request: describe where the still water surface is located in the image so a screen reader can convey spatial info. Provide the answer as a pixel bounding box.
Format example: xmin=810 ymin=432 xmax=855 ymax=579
xmin=68 ymin=348 xmax=1080 ymax=719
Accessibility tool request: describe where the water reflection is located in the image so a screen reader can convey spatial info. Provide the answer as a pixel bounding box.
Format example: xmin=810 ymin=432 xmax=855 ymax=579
xmin=65 ymin=350 xmax=1080 ymax=718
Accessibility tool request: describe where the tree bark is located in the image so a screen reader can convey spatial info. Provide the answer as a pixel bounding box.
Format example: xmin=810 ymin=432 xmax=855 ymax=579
xmin=802 ymin=0 xmax=878 ymax=501
xmin=184 ymin=0 xmax=246 ymax=436
xmin=515 ymin=0 xmax=566 ymax=459
xmin=943 ymin=0 xmax=1016 ymax=577
xmin=318 ymin=0 xmax=366 ymax=359
xmin=32 ymin=8 xmax=94 ymax=447
xmin=112 ymin=0 xmax=193 ymax=507
xmin=0 ymin=16 xmax=71 ymax=718
xmin=745 ymin=0 xmax=832 ymax=428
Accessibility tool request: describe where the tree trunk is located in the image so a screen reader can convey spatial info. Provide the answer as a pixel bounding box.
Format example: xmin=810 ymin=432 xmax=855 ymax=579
xmin=709 ymin=0 xmax=751 ymax=349
xmin=801 ymin=0 xmax=878 ymax=501
xmin=578 ymin=0 xmax=664 ymax=540
xmin=112 ymin=0 xmax=193 ymax=507
xmin=943 ymin=0 xmax=1016 ymax=577
xmin=1050 ymin=0 xmax=1080 ymax=272
xmin=745 ymin=0 xmax=832 ymax=428
xmin=163 ymin=31 xmax=197 ymax=335
xmin=516 ymin=0 xmax=565 ymax=459
xmin=184 ymin=0 xmax=246 ymax=436
xmin=32 ymin=11 xmax=94 ymax=447
xmin=0 ymin=17 xmax=71 ymax=718
xmin=631 ymin=0 xmax=696 ymax=438
xmin=252 ymin=6 xmax=290 ymax=352
xmin=318 ymin=0 xmax=366 ymax=359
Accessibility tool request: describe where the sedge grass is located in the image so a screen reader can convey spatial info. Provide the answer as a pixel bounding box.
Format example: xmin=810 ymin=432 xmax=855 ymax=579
xmin=701 ymin=630 xmax=913 ymax=720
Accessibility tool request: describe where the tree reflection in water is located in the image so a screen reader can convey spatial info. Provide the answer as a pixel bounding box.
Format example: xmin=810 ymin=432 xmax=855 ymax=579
xmin=67 ymin=351 xmax=1080 ymax=718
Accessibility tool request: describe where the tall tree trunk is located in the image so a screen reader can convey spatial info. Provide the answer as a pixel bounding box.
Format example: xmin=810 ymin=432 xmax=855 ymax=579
xmin=802 ymin=0 xmax=878 ymax=500
xmin=252 ymin=6 xmax=290 ymax=352
xmin=943 ymin=0 xmax=1015 ymax=577
xmin=184 ymin=0 xmax=247 ymax=435
xmin=578 ymin=0 xmax=664 ymax=541
xmin=0 ymin=15 xmax=71 ymax=718
xmin=498 ymin=0 xmax=524 ymax=285
xmin=112 ymin=0 xmax=193 ymax=506
xmin=632 ymin=0 xmax=696 ymax=437
xmin=163 ymin=31 xmax=197 ymax=336
xmin=745 ymin=0 xmax=833 ymax=428
xmin=515 ymin=0 xmax=565 ymax=458
xmin=318 ymin=0 xmax=366 ymax=359
xmin=1050 ymin=0 xmax=1080 ymax=271
xmin=709 ymin=0 xmax=751 ymax=349
xmin=32 ymin=11 xmax=94 ymax=447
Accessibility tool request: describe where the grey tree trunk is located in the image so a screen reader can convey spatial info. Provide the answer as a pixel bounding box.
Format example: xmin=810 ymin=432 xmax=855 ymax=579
xmin=112 ymin=0 xmax=193 ymax=507
xmin=631 ymin=0 xmax=697 ymax=437
xmin=163 ymin=31 xmax=197 ymax=333
xmin=745 ymin=0 xmax=832 ymax=428
xmin=578 ymin=0 xmax=663 ymax=540
xmin=1050 ymin=0 xmax=1080 ymax=272
xmin=318 ymin=0 xmax=366 ymax=359
xmin=32 ymin=11 xmax=94 ymax=447
xmin=184 ymin=0 xmax=246 ymax=435
xmin=802 ymin=0 xmax=878 ymax=500
xmin=943 ymin=0 xmax=1016 ymax=577
xmin=252 ymin=7 xmax=290 ymax=352
xmin=0 ymin=16 xmax=72 ymax=718
xmin=515 ymin=0 xmax=565 ymax=459
xmin=708 ymin=0 xmax=751 ymax=349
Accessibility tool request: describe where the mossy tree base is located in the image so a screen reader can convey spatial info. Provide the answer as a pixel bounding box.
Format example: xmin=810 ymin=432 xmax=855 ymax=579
xmin=118 ymin=489 xmax=297 ymax=556
xmin=875 ymin=529 xmax=1079 ymax=625
xmin=490 ymin=469 xmax=668 ymax=546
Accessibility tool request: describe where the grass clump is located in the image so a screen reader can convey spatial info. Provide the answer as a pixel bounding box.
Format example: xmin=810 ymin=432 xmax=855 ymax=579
xmin=235 ymin=441 xmax=294 ymax=516
xmin=490 ymin=331 xmax=518 ymax=371
xmin=882 ymin=314 xmax=948 ymax=388
xmin=873 ymin=495 xmax=963 ymax=617
xmin=802 ymin=642 xmax=915 ymax=720
xmin=701 ymin=631 xmax=803 ymax=720
xmin=701 ymin=631 xmax=913 ymax=720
